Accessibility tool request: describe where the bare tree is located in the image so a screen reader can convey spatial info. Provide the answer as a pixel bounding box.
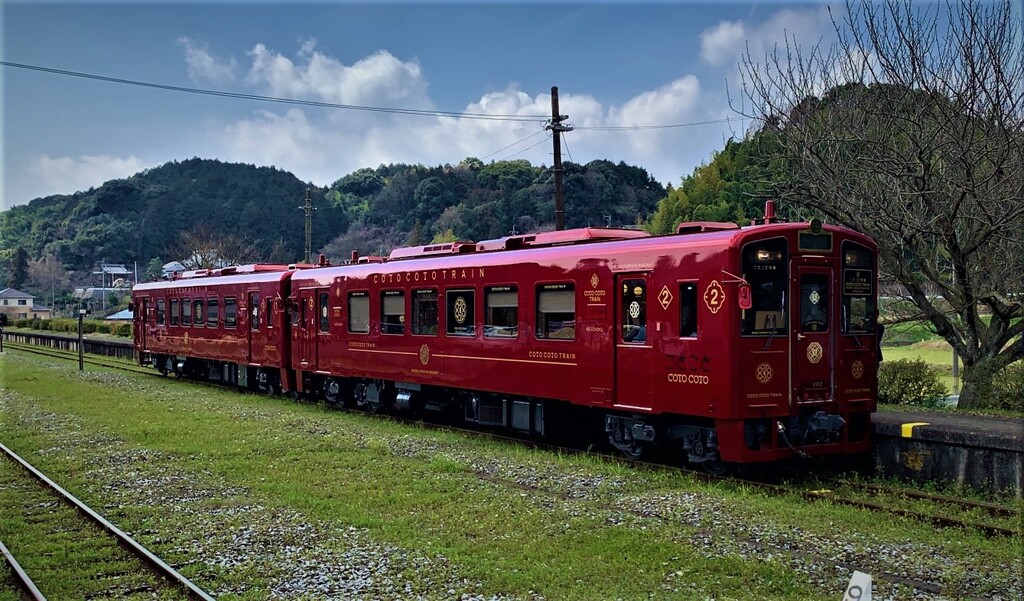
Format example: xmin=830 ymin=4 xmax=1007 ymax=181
xmin=739 ymin=0 xmax=1024 ymax=407
xmin=167 ymin=224 xmax=261 ymax=270
xmin=28 ymin=254 xmax=71 ymax=310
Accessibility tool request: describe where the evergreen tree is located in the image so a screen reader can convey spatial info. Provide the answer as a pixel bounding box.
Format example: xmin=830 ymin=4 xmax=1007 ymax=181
xmin=7 ymin=247 xmax=29 ymax=289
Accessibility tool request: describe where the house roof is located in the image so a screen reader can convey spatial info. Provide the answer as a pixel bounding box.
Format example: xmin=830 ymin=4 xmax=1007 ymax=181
xmin=0 ymin=288 xmax=33 ymax=299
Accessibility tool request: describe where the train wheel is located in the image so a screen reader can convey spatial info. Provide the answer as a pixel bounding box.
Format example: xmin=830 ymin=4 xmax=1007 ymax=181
xmin=608 ymin=428 xmax=647 ymax=461
xmin=620 ymin=443 xmax=647 ymax=462
xmin=702 ymin=459 xmax=730 ymax=476
xmin=323 ymin=379 xmax=342 ymax=407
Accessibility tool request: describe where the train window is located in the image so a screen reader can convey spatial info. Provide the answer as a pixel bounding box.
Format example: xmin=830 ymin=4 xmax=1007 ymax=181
xmin=207 ymin=298 xmax=219 ymax=328
xmin=843 ymin=242 xmax=876 ymax=335
xmin=741 ymin=239 xmax=788 ymax=336
xmin=412 ymin=289 xmax=438 ymax=335
xmin=620 ymin=279 xmax=647 ymax=343
xmin=182 ymin=298 xmax=192 ymax=327
xmin=381 ymin=290 xmax=404 ymax=335
xmin=348 ymin=291 xmax=370 ymax=333
xmin=288 ymin=301 xmax=300 ymax=326
xmin=799 ymin=274 xmax=829 ymax=332
xmin=193 ymin=299 xmax=205 ymax=327
xmin=536 ymin=283 xmax=575 ymax=340
xmin=319 ymin=292 xmax=330 ymax=333
xmin=249 ymin=293 xmax=260 ymax=331
xmin=485 ymin=286 xmax=518 ymax=338
xmin=169 ymin=299 xmax=179 ymax=326
xmin=156 ymin=299 xmax=166 ymax=326
xmin=679 ymin=283 xmax=698 ymax=338
xmin=224 ymin=297 xmax=237 ymax=328
xmin=446 ymin=289 xmax=476 ymax=336
xmin=266 ymin=298 xmax=274 ymax=328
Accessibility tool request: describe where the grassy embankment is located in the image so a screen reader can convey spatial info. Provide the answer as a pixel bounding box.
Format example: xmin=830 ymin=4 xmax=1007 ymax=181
xmin=1 ymin=351 xmax=1020 ymax=600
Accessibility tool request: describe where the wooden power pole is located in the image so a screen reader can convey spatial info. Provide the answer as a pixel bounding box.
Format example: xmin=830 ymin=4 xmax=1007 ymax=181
xmin=302 ymin=189 xmax=313 ymax=264
xmin=547 ymin=86 xmax=573 ymax=231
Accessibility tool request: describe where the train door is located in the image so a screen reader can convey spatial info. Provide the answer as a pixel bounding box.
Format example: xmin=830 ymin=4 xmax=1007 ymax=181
xmin=294 ymin=289 xmax=317 ymax=370
xmin=614 ymin=273 xmax=654 ymax=409
xmin=137 ymin=298 xmax=148 ymax=351
xmin=791 ymin=264 xmax=834 ymax=403
xmin=247 ymin=291 xmax=259 ymax=364
xmin=315 ymin=289 xmax=331 ymax=372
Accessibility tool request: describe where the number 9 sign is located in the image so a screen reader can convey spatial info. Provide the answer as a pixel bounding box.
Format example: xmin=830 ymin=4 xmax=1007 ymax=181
xmin=703 ymin=280 xmax=725 ymax=314
xmin=843 ymin=571 xmax=872 ymax=601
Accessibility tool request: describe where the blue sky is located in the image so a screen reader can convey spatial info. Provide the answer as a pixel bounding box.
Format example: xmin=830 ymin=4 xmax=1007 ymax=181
xmin=2 ymin=1 xmax=842 ymax=210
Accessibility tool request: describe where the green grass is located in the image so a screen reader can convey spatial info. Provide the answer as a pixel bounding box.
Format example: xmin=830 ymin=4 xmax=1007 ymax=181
xmin=1 ymin=351 xmax=1021 ymax=600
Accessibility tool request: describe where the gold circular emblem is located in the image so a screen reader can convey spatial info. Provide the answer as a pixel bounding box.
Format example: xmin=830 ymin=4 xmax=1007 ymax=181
xmin=807 ymin=342 xmax=824 ymax=364
xmin=591 ymin=273 xmax=599 ymax=288
xmin=851 ymin=360 xmax=864 ymax=379
xmin=755 ymin=362 xmax=773 ymax=384
xmin=453 ymin=296 xmax=468 ymax=324
xmin=419 ymin=344 xmax=430 ymax=366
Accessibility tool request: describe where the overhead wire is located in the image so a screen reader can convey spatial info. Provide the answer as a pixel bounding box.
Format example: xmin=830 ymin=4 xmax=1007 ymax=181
xmin=575 ymin=117 xmax=736 ymax=130
xmin=0 ymin=60 xmax=543 ymax=123
xmin=480 ymin=126 xmax=548 ymax=160
xmin=499 ymin=135 xmax=551 ymax=161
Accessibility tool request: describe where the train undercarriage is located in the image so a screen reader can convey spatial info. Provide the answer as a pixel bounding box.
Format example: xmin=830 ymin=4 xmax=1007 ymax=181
xmin=145 ymin=353 xmax=865 ymax=469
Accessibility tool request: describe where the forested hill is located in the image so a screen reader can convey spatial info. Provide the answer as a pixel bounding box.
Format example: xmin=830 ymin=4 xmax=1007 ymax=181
xmin=0 ymin=157 xmax=666 ymax=273
xmin=0 ymin=158 xmax=344 ymax=272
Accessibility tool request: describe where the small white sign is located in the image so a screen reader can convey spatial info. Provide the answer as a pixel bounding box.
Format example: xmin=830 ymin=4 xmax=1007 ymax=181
xmin=842 ymin=571 xmax=872 ymax=601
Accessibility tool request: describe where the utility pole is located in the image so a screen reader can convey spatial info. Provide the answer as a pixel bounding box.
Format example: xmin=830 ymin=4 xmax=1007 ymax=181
xmin=547 ymin=86 xmax=573 ymax=231
xmin=301 ymin=189 xmax=313 ymax=264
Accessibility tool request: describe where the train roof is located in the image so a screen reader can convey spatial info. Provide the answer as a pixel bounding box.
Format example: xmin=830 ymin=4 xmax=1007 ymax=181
xmin=133 ymin=263 xmax=309 ymax=291
xmin=288 ymin=218 xmax=874 ymax=284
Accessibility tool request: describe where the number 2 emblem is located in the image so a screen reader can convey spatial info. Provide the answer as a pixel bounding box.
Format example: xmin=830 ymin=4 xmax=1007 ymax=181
xmin=704 ymin=280 xmax=725 ymax=314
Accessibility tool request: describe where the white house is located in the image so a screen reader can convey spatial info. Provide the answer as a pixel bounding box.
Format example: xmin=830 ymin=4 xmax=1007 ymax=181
xmin=0 ymin=288 xmax=52 ymax=320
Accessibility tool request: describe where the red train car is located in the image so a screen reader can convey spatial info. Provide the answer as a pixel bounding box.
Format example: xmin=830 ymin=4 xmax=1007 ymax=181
xmin=132 ymin=264 xmax=309 ymax=393
xmin=134 ymin=209 xmax=879 ymax=467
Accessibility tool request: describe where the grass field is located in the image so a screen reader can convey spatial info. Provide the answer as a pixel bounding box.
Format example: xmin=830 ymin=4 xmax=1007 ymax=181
xmin=1 ymin=351 xmax=1021 ymax=600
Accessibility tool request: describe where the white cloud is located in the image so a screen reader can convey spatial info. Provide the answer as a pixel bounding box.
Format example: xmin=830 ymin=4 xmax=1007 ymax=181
xmin=26 ymin=155 xmax=149 ymax=198
xmin=246 ymin=41 xmax=430 ymax=110
xmin=215 ymin=71 xmax=732 ymax=191
xmin=701 ymin=20 xmax=746 ymax=66
xmin=700 ymin=7 xmax=835 ymax=71
xmin=178 ymin=37 xmax=237 ymax=84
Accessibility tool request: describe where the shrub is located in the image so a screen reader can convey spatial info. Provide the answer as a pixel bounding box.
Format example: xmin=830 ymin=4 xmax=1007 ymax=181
xmin=94 ymin=323 xmax=111 ymax=334
xmin=81 ymin=321 xmax=97 ymax=334
xmin=113 ymin=323 xmax=132 ymax=337
xmin=878 ymin=358 xmax=949 ymax=408
xmin=993 ymin=362 xmax=1024 ymax=413
xmin=29 ymin=319 xmax=43 ymax=330
xmin=14 ymin=319 xmax=30 ymax=328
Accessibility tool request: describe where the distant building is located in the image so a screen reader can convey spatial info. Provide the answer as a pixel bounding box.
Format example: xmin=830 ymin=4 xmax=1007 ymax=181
xmin=0 ymin=288 xmax=53 ymax=320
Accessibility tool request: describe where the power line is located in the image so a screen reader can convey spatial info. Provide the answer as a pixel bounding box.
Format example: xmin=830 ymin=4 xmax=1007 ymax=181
xmin=575 ymin=117 xmax=735 ymax=130
xmin=0 ymin=60 xmax=542 ymax=123
xmin=500 ymin=135 xmax=550 ymax=161
xmin=3 ymin=60 xmax=744 ymax=132
xmin=480 ymin=127 xmax=548 ymax=160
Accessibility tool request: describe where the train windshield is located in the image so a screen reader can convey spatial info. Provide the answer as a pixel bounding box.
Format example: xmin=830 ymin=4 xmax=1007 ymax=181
xmin=842 ymin=242 xmax=876 ymax=335
xmin=741 ymin=238 xmax=788 ymax=336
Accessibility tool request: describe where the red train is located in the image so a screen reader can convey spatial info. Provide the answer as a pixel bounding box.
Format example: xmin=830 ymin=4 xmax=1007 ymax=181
xmin=132 ymin=204 xmax=879 ymax=467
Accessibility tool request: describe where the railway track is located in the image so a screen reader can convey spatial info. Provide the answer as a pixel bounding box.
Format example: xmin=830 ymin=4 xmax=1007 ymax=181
xmin=367 ymin=411 xmax=1022 ymax=539
xmin=0 ymin=441 xmax=215 ymax=600
xmin=2 ymin=339 xmax=151 ymax=375
xmin=7 ymin=338 xmax=1021 ymax=539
